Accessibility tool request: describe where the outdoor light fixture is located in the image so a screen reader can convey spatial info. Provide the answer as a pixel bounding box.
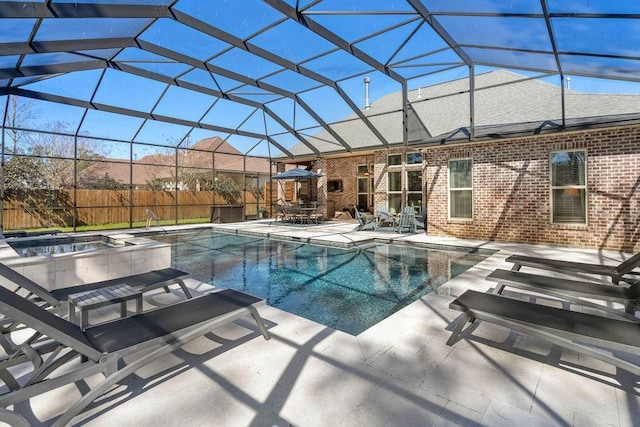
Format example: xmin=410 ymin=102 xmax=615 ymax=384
xmin=362 ymin=153 xmax=373 ymax=176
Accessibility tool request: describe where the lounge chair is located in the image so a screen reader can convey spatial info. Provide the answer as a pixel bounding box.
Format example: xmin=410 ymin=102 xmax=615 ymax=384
xmin=506 ymin=251 xmax=640 ymax=285
xmin=0 ymin=262 xmax=193 ymax=316
xmin=394 ymin=206 xmax=416 ymax=233
xmin=446 ymin=289 xmax=640 ymax=376
xmin=487 ymin=269 xmax=640 ymax=319
xmin=0 ymin=284 xmax=271 ymax=426
xmin=354 ymin=206 xmax=377 ymax=231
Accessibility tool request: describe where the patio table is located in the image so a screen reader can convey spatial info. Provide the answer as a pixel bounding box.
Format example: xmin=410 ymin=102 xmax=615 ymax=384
xmin=68 ymin=284 xmax=143 ymax=329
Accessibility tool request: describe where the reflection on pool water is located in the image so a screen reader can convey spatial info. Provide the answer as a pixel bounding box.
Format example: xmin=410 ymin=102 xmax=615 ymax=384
xmin=151 ymin=230 xmax=491 ymax=335
xmin=9 ymin=236 xmax=115 ymax=257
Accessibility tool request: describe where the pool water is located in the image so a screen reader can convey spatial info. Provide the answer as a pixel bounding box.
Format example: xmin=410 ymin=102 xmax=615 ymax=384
xmin=9 ymin=237 xmax=112 ymax=257
xmin=151 ymin=230 xmax=490 ymax=335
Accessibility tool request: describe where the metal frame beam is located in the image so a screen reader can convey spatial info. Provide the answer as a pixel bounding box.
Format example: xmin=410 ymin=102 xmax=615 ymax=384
xmin=0 ymin=0 xmax=369 ymax=151
xmin=540 ymin=0 xmax=565 ymax=128
xmin=261 ymin=0 xmax=395 ymax=145
xmin=7 ymin=88 xmax=267 ymax=140
xmin=168 ymin=10 xmax=361 ymax=150
xmin=0 ymin=38 xmax=136 ymax=56
xmin=116 ymin=64 xmax=298 ymax=157
xmin=137 ymin=41 xmax=350 ymax=153
xmin=0 ymin=0 xmax=639 ymax=162
xmin=0 ymin=2 xmax=171 ymax=18
xmin=404 ymin=0 xmax=473 ymax=66
xmin=264 ymin=0 xmax=404 ymax=82
xmin=0 ymin=60 xmax=106 ymax=80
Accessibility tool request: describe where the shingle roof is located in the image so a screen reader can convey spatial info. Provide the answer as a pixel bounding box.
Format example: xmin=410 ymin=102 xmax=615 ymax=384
xmin=293 ymin=70 xmax=640 ymax=155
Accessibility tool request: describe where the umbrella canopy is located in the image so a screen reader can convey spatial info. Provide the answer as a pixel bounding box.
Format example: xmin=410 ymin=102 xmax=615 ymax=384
xmin=271 ymin=168 xmax=323 ymax=180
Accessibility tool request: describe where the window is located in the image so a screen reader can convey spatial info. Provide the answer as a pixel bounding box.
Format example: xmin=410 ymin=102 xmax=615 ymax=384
xmin=387 ymin=154 xmax=402 ymax=166
xmin=357 ymin=164 xmax=368 ymax=175
xmin=407 ymin=152 xmax=422 ymax=165
xmin=551 ymin=150 xmax=586 ymax=223
xmin=327 ymin=179 xmax=343 ymax=193
xmin=357 ymin=176 xmax=373 ymax=211
xmin=388 ymin=170 xmax=402 ymax=213
xmin=406 ymin=170 xmax=422 ymax=213
xmin=449 ymin=158 xmax=472 ymax=219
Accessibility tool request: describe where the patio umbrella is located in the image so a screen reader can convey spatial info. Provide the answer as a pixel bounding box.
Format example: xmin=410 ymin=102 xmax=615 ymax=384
xmin=271 ymin=168 xmax=323 ymax=180
xmin=271 ymin=168 xmax=323 ymax=202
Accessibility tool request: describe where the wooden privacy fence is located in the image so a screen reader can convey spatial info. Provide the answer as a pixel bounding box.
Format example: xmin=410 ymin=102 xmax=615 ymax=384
xmin=1 ymin=189 xmax=267 ymax=230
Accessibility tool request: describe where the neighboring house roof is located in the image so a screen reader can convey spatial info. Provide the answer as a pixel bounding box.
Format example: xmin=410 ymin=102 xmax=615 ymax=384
xmin=288 ymin=70 xmax=640 ymax=156
xmin=80 ymin=136 xmax=271 ymax=187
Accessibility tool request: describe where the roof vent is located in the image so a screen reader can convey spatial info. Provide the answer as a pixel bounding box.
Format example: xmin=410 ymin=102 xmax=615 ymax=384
xmin=364 ymin=77 xmax=371 ymax=110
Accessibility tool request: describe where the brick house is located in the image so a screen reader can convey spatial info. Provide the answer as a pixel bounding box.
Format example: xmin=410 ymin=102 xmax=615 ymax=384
xmin=293 ymin=71 xmax=640 ymax=251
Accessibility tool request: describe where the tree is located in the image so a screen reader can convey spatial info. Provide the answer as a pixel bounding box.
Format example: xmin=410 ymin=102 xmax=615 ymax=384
xmin=27 ymin=122 xmax=103 ymax=189
xmin=146 ymin=177 xmax=168 ymax=191
xmin=212 ymin=175 xmax=242 ymax=204
xmin=246 ymin=181 xmax=264 ymax=201
xmin=84 ymin=173 xmax=128 ymax=190
xmin=3 ymin=157 xmax=46 ymax=191
xmin=5 ymin=96 xmax=36 ymax=154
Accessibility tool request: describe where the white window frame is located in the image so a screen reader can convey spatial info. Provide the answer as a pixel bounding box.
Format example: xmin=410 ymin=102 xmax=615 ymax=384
xmin=385 ymin=153 xmax=403 ymax=213
xmin=550 ymin=149 xmax=588 ymax=224
xmin=448 ymin=158 xmax=473 ymax=220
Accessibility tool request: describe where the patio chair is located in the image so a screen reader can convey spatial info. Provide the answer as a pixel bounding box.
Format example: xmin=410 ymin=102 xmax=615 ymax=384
xmin=307 ymin=204 xmax=323 ymax=224
xmin=353 ymin=206 xmax=377 ymax=231
xmin=414 ymin=210 xmax=426 ymax=232
xmin=446 ymin=289 xmax=640 ymax=376
xmin=275 ymin=204 xmax=286 ymax=222
xmin=487 ymin=269 xmax=640 ymax=320
xmin=376 ymin=204 xmax=396 ymax=227
xmin=0 ymin=262 xmax=193 ymax=316
xmin=0 ymin=284 xmax=271 ymax=426
xmin=506 ymin=251 xmax=640 ymax=285
xmin=394 ymin=206 xmax=416 ymax=233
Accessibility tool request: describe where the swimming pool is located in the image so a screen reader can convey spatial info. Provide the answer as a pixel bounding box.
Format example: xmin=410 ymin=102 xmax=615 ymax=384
xmin=151 ymin=230 xmax=490 ymax=335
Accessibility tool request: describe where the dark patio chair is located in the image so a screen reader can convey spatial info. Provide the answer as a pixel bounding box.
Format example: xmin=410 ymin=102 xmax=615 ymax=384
xmin=0 ymin=285 xmax=270 ymax=426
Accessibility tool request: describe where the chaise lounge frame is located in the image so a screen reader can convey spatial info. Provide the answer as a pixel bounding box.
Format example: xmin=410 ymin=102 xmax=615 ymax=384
xmin=0 ymin=262 xmax=193 ymax=317
xmin=507 ymin=252 xmax=640 ymax=285
xmin=486 ymin=269 xmax=640 ymax=320
xmin=447 ymin=290 xmax=640 ymax=376
xmin=0 ymin=285 xmax=271 ymax=426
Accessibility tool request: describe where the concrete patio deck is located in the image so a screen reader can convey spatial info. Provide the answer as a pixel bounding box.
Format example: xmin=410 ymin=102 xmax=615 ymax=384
xmin=6 ymin=220 xmax=640 ymax=426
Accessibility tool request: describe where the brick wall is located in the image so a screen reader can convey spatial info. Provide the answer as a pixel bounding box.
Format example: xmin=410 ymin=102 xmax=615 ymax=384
xmin=424 ymin=124 xmax=640 ymax=251
xmin=324 ymin=154 xmax=369 ymax=216
xmin=321 ymin=124 xmax=640 ymax=250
